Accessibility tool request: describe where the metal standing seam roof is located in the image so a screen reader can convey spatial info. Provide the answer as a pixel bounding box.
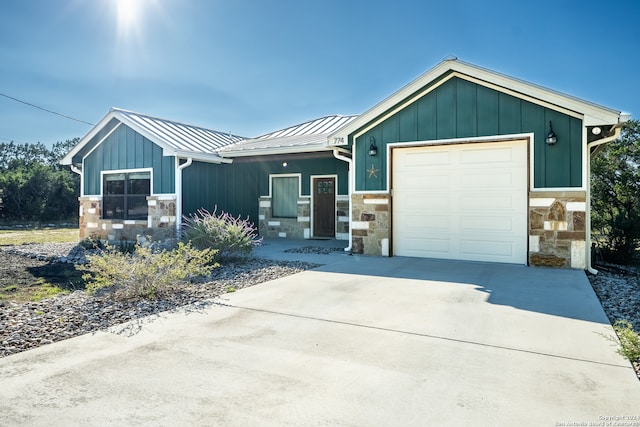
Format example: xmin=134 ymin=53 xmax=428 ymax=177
xmin=220 ymin=115 xmax=358 ymax=155
xmin=112 ymin=108 xmax=246 ymax=155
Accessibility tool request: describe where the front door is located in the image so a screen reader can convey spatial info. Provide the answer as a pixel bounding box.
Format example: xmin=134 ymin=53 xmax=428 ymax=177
xmin=313 ymin=177 xmax=335 ymax=237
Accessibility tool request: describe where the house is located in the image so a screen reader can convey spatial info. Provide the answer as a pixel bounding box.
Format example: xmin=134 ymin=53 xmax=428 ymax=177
xmin=60 ymin=108 xmax=357 ymax=243
xmin=60 ymin=108 xmax=245 ymax=242
xmin=61 ymin=59 xmax=629 ymax=269
xmin=328 ymin=59 xmax=629 ymax=268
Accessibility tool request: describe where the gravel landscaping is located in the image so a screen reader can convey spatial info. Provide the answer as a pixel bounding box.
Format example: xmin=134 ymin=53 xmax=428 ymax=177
xmin=587 ymin=264 xmax=640 ymax=379
xmin=0 ymin=243 xmax=319 ymax=358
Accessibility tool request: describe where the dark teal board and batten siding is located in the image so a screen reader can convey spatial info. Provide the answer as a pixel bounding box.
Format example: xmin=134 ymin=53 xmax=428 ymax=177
xmin=83 ymin=124 xmax=175 ymax=195
xmin=354 ymin=76 xmax=583 ymax=191
xmin=181 ymin=154 xmax=349 ymax=224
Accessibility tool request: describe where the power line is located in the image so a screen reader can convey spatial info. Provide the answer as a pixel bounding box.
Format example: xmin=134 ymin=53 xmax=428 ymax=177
xmin=0 ymin=92 xmax=95 ymax=126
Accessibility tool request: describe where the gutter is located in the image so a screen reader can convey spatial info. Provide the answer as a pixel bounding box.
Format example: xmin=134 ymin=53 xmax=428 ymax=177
xmin=585 ymin=122 xmax=626 ymax=275
xmin=175 ymin=157 xmax=193 ymax=238
xmin=332 ymin=149 xmax=353 ymax=252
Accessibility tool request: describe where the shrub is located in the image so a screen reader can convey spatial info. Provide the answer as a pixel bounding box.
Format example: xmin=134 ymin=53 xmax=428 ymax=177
xmin=80 ymin=241 xmax=218 ymax=301
xmin=181 ymin=207 xmax=262 ymax=260
xmin=613 ymin=320 xmax=640 ymax=362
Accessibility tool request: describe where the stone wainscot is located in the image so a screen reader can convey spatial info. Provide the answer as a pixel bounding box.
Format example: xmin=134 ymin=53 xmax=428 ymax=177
xmin=78 ymin=195 xmax=178 ymax=242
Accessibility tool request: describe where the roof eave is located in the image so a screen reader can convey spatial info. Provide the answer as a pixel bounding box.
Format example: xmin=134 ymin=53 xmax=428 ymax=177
xmin=221 ymin=145 xmax=331 ymax=158
xmin=171 ymin=150 xmax=232 ymax=164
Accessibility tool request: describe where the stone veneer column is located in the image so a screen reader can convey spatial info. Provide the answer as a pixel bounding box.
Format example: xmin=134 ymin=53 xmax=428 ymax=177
xmin=351 ymin=194 xmax=390 ymax=256
xmin=78 ymin=196 xmax=105 ymax=240
xmin=529 ymin=191 xmax=586 ymax=268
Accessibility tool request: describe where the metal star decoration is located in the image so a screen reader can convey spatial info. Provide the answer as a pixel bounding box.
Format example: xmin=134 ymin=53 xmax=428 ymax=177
xmin=367 ymin=164 xmax=379 ymax=178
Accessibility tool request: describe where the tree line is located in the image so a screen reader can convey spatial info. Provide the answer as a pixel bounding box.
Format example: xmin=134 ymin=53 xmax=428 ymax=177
xmin=591 ymin=119 xmax=640 ymax=264
xmin=0 ymin=139 xmax=80 ymax=223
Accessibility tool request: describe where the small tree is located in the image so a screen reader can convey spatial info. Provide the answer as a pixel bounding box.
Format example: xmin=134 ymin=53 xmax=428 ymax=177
xmin=591 ymin=120 xmax=640 ymax=263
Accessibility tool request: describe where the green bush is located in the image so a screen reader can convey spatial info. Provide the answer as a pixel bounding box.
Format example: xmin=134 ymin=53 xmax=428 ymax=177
xmin=181 ymin=207 xmax=262 ymax=260
xmin=80 ymin=241 xmax=218 ymax=301
xmin=613 ymin=320 xmax=640 ymax=362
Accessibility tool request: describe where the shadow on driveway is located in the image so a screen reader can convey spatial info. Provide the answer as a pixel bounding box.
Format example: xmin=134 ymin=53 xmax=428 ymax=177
xmin=312 ymin=255 xmax=608 ymax=325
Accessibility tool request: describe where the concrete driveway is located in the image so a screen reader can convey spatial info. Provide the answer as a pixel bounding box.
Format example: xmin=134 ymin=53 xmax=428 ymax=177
xmin=1 ymin=240 xmax=639 ymax=426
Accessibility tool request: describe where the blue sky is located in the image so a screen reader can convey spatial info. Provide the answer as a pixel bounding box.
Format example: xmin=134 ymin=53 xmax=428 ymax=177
xmin=1 ymin=0 xmax=639 ymax=147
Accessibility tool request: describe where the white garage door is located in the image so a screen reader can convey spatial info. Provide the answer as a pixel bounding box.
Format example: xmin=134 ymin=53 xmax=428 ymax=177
xmin=392 ymin=140 xmax=528 ymax=264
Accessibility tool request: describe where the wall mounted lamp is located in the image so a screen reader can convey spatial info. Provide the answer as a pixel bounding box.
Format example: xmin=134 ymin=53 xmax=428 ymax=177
xmin=368 ymin=136 xmax=378 ymax=156
xmin=545 ymin=121 xmax=557 ymax=145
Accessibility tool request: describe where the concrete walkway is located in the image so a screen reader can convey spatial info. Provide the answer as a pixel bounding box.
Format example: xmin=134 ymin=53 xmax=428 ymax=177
xmin=1 ymin=239 xmax=639 ymax=426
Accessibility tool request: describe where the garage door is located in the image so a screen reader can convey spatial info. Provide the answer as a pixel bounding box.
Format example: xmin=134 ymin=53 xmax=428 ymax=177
xmin=392 ymin=140 xmax=528 ymax=264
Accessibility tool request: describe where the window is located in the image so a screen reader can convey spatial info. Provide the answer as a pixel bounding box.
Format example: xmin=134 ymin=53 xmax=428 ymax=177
xmin=103 ymin=171 xmax=151 ymax=220
xmin=272 ymin=176 xmax=298 ymax=218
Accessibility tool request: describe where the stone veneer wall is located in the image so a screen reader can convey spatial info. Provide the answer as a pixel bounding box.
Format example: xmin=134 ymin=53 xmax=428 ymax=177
xmin=78 ymin=195 xmax=177 ymax=242
xmin=258 ymin=196 xmax=349 ymax=240
xmin=258 ymin=196 xmax=311 ymax=239
xmin=528 ymin=191 xmax=586 ymax=269
xmin=350 ymin=194 xmax=390 ymax=256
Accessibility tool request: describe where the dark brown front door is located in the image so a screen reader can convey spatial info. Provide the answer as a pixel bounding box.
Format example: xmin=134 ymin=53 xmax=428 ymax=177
xmin=313 ymin=177 xmax=335 ymax=237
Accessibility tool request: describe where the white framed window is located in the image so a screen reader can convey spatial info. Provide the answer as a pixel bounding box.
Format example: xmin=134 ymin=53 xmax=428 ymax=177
xmin=102 ymin=170 xmax=151 ymax=220
xmin=271 ymin=175 xmax=299 ymax=218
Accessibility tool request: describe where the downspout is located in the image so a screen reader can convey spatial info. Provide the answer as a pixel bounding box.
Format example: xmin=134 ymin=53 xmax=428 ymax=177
xmin=585 ymin=127 xmax=622 ymax=275
xmin=175 ymin=157 xmax=193 ymax=238
xmin=333 ymin=149 xmax=353 ymax=252
xmin=70 ymin=165 xmax=84 ymax=221
xmin=70 ymin=165 xmax=83 ymax=195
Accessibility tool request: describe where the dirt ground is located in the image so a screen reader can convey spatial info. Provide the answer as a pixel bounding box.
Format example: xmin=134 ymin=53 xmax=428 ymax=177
xmin=0 ymin=251 xmax=84 ymax=301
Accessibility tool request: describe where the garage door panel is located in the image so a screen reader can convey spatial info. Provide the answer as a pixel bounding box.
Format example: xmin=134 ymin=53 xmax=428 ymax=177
xmin=460 ymin=146 xmax=520 ymax=164
xmin=402 ymin=150 xmax=450 ymax=166
xmin=460 ymin=193 xmax=519 ymax=210
xmin=403 ymin=194 xmax=450 ymax=210
xmin=397 ymin=237 xmax=450 ymax=256
xmin=460 ymin=239 xmax=516 ymax=258
xmin=392 ymin=140 xmax=527 ymax=264
xmin=403 ymin=214 xmax=450 ymax=231
xmin=462 ymin=172 xmax=518 ymax=188
xmin=460 ymin=216 xmax=517 ymax=233
xmin=397 ymin=173 xmax=451 ymax=189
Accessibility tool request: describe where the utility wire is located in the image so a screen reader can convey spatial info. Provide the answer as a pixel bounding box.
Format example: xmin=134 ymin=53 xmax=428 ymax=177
xmin=0 ymin=92 xmax=95 ymax=126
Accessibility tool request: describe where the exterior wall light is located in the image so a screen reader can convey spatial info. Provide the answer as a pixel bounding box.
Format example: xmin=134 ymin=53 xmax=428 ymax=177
xmin=546 ymin=121 xmax=557 ymax=145
xmin=368 ymin=136 xmax=378 ymax=156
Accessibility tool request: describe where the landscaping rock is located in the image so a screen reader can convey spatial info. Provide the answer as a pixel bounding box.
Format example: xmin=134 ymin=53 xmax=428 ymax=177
xmin=0 ymin=242 xmax=320 ymax=358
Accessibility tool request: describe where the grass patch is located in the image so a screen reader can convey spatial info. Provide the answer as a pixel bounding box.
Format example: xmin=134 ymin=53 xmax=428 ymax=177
xmin=0 ymin=228 xmax=79 ymax=246
xmin=29 ymin=282 xmax=70 ymax=301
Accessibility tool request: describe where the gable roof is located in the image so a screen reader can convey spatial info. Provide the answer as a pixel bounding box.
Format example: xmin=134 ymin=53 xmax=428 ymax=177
xmin=328 ymin=59 xmax=629 ymax=146
xmin=220 ymin=115 xmax=358 ymax=157
xmin=60 ymin=108 xmax=245 ymax=165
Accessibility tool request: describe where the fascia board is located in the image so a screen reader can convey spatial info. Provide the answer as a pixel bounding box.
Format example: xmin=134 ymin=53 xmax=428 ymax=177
xmin=449 ymin=61 xmax=623 ymax=125
xmin=60 ymin=111 xmax=118 ymax=165
xmin=171 ymin=150 xmax=232 ymax=164
xmin=220 ymin=145 xmax=330 ymax=158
